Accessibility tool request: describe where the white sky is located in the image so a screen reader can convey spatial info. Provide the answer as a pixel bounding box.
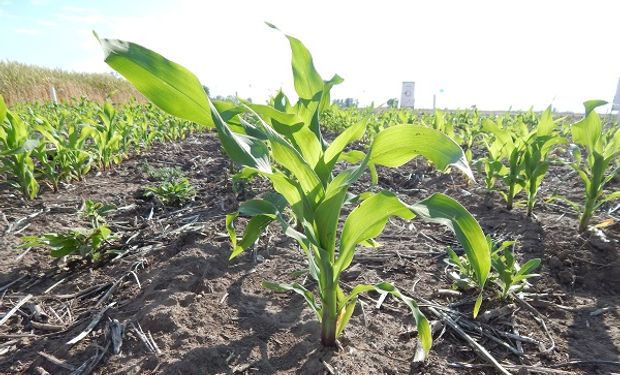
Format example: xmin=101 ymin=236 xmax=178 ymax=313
xmin=2 ymin=0 xmax=620 ymax=112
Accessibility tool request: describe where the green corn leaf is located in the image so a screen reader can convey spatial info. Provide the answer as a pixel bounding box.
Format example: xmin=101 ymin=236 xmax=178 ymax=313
xmin=366 ymin=282 xmax=433 ymax=360
xmin=315 ymin=159 xmax=373 ymax=254
xmin=336 ymin=191 xmax=415 ymax=274
xmin=338 ymin=150 xmax=379 ymax=184
xmin=227 ymin=193 xmax=287 ymax=259
xmin=319 ymin=73 xmax=344 ymax=115
xmin=482 ymin=118 xmax=514 ymax=153
xmin=95 ymin=33 xmax=214 ymax=127
xmin=536 ymin=106 xmax=555 ymax=137
xmin=597 ymin=191 xmax=620 ymax=207
xmin=210 ymin=103 xmax=272 ymax=173
xmin=447 ymin=248 xmax=464 ymax=270
xmin=514 ymin=258 xmax=541 ymax=281
xmin=5 ymin=112 xmax=29 ymax=149
xmin=369 ymin=125 xmax=473 ymax=180
xmin=584 ymin=99 xmax=608 ymax=116
xmin=473 ymin=292 xmax=484 ymax=319
xmin=323 ymin=121 xmax=367 ymax=167
xmin=245 ymin=102 xmax=323 ymax=168
xmin=409 ymin=193 xmax=491 ymax=289
xmin=572 ymin=101 xmax=606 ymax=153
xmin=243 ymin=102 xmax=302 ymax=127
xmin=263 ymin=281 xmax=322 ymax=320
xmin=241 ymin=112 xmax=323 ymax=202
xmin=267 ymin=22 xmax=341 ymax=145
xmin=335 ymin=298 xmax=357 ymax=337
xmin=266 ymin=22 xmax=324 ymax=100
xmin=604 ymin=128 xmax=620 ymax=159
xmin=238 ymin=193 xmax=287 ymax=217
xmin=341 ymin=282 xmax=431 ymax=358
xmin=228 ymin=215 xmax=274 ymax=259
xmin=0 ymin=94 xmax=6 ymax=124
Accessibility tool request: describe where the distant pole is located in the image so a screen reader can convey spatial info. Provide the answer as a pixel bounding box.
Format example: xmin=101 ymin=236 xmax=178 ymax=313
xmin=49 ymin=86 xmax=58 ymax=104
xmin=400 ymin=82 xmax=415 ymax=109
xmin=613 ymin=78 xmax=620 ymax=121
xmin=433 ymin=88 xmax=444 ymax=111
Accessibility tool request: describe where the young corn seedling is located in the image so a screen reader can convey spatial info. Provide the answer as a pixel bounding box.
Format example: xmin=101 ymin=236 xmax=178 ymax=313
xmin=481 ymin=109 xmax=562 ymax=213
xmin=569 ymin=100 xmax=620 ymax=232
xmin=478 ymin=119 xmax=509 ymax=191
xmin=96 ymin=25 xmax=491 ymax=356
xmin=480 ymin=117 xmax=526 ymax=209
xmin=0 ymin=95 xmax=40 ymax=199
xmin=21 ymin=225 xmax=114 ymax=262
xmin=521 ymin=107 xmax=565 ymax=216
xmin=490 ymin=241 xmax=540 ymax=299
xmin=144 ymin=177 xmax=196 ymax=205
xmin=87 ymin=102 xmax=124 ymax=170
xmin=447 ymin=238 xmax=540 ymax=300
xmin=33 ymin=117 xmax=94 ymax=189
xmin=80 ymin=199 xmax=116 ymax=228
xmin=141 ymin=163 xmax=185 ymax=182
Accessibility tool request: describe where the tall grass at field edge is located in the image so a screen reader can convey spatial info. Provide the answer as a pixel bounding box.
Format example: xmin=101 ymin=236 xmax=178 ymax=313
xmin=0 ymin=60 xmax=145 ymax=106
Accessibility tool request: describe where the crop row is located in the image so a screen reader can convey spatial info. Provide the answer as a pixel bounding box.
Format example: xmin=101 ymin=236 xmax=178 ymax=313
xmin=321 ymin=102 xmax=619 ymax=232
xmin=1 ymin=25 xmax=618 ymax=362
xmin=90 ymin=24 xmax=619 ymax=356
xmin=0 ymin=98 xmax=207 ymax=199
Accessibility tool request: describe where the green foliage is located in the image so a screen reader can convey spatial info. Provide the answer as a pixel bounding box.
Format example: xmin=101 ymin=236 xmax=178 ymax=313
xmin=32 ymin=114 xmax=93 ymax=190
xmin=145 ymin=177 xmax=196 ymax=205
xmin=569 ymin=101 xmax=620 ymax=232
xmin=1 ymin=96 xmax=209 ymax=198
xmin=0 ymin=95 xmax=39 ymax=199
xmin=97 ymin=24 xmax=492 ymax=358
xmin=21 ymin=225 xmax=114 ymax=262
xmin=521 ymin=107 xmax=565 ymax=216
xmin=478 ymin=107 xmax=563 ymax=214
xmin=490 ymin=242 xmax=540 ymax=299
xmin=87 ymin=102 xmax=124 ymax=170
xmin=447 ymin=238 xmax=540 ymax=300
xmin=141 ymin=162 xmax=185 ymax=181
xmin=80 ymin=199 xmax=116 ymax=227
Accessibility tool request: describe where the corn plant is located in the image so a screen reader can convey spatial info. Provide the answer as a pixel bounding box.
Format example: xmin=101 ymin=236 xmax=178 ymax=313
xmin=478 ymin=119 xmax=509 ymax=191
xmin=452 ymin=109 xmax=481 ymax=164
xmin=480 ymin=109 xmax=562 ymax=213
xmin=447 ymin=238 xmax=540 ymax=300
xmin=21 ymin=225 xmax=113 ymax=262
xmin=87 ymin=102 xmax=124 ymax=170
xmin=570 ymin=100 xmax=620 ymax=232
xmin=480 ymin=117 xmax=526 ymax=209
xmin=0 ymin=95 xmax=40 ymax=199
xmin=141 ymin=163 xmax=185 ymax=181
xmin=80 ymin=199 xmax=116 ymax=227
xmin=521 ymin=107 xmax=564 ymax=216
xmin=96 ymin=26 xmax=491 ymax=357
xmin=145 ymin=177 xmax=196 ymax=205
xmin=490 ymin=241 xmax=540 ymax=299
xmin=33 ymin=117 xmax=94 ymax=188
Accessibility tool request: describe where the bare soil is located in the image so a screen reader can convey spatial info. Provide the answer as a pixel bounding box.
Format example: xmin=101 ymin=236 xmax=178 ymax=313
xmin=0 ymin=132 xmax=618 ymax=375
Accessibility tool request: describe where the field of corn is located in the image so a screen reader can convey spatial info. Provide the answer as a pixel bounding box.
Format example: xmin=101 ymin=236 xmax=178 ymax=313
xmin=0 ymin=27 xmax=619 ymax=375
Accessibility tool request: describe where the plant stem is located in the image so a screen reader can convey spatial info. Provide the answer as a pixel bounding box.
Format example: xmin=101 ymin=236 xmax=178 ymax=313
xmin=527 ymin=185 xmax=536 ymax=217
xmin=320 ymin=280 xmax=338 ymax=347
xmin=578 ymin=196 xmax=595 ymax=232
xmin=506 ymin=183 xmax=515 ymax=210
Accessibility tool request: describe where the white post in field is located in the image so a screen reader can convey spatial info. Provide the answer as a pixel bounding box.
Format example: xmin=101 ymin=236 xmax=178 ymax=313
xmin=613 ymin=78 xmax=620 ymax=120
xmin=400 ymin=82 xmax=415 ymax=108
xmin=49 ymin=86 xmax=58 ymax=104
